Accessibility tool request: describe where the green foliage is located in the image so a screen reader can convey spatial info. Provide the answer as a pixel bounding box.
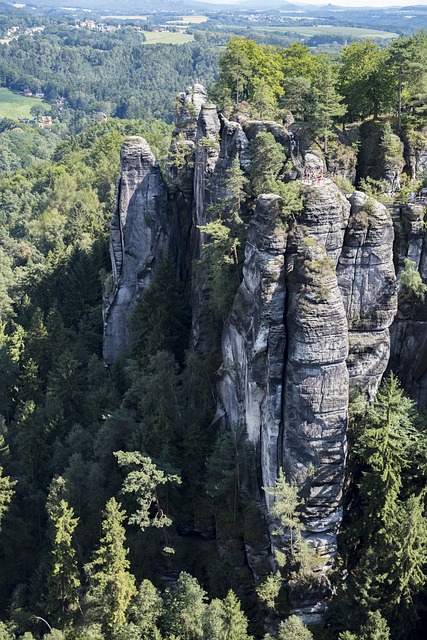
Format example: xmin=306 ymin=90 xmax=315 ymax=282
xmin=162 ymin=572 xmax=207 ymax=640
xmin=198 ymin=156 xmax=248 ymax=321
xmin=256 ymin=573 xmax=283 ymax=611
xmin=114 ymin=451 xmax=181 ymax=531
xmin=214 ymin=37 xmax=283 ymax=110
xmin=400 ymin=258 xmax=427 ymax=301
xmin=131 ymin=255 xmax=190 ymax=365
xmin=277 ymin=615 xmax=313 ymax=640
xmin=248 ymin=132 xmax=286 ymax=196
xmin=129 ymin=580 xmax=163 ymax=640
xmin=263 ymin=469 xmax=317 ymax=593
xmin=335 ymin=374 xmax=427 ymax=638
xmin=339 ymin=42 xmax=394 ymax=121
xmin=221 ymin=590 xmax=252 ymax=640
xmin=85 ymin=497 xmax=136 ymax=634
xmin=46 ymin=476 xmax=80 ymax=630
xmin=0 ymin=453 xmax=15 ymax=531
xmin=309 ymin=56 xmax=346 ymax=153
xmin=274 ymin=181 xmax=303 ymax=222
xmin=380 ymin=122 xmax=403 ymax=165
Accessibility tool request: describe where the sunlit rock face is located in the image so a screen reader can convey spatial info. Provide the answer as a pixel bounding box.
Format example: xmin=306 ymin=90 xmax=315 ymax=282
xmin=103 ymin=93 xmax=416 ymax=621
xmin=102 ymin=136 xmax=169 ymax=366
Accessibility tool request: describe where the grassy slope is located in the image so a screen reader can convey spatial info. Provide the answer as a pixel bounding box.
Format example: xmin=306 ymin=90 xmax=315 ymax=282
xmin=0 ymin=88 xmax=50 ymax=119
xmin=251 ymin=25 xmax=399 ymax=39
xmin=143 ymin=31 xmax=194 ymax=44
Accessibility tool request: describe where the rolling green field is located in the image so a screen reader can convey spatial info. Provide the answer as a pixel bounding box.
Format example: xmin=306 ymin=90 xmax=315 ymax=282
xmin=0 ymin=87 xmax=50 ymax=119
xmin=143 ymin=31 xmax=194 ymax=44
xmin=252 ymin=25 xmax=399 ymax=39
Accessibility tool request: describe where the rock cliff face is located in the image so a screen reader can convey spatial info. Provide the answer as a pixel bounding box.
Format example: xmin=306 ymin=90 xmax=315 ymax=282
xmin=102 ymin=136 xmax=169 ymax=365
xmin=103 ymin=88 xmax=427 ymax=619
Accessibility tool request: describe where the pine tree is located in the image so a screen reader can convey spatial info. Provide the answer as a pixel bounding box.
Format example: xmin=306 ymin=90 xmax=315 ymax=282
xmin=85 ymin=497 xmax=136 ymax=634
xmin=46 ymin=476 xmax=80 ymax=631
xmin=221 ymin=590 xmax=251 ymax=640
xmin=357 ymin=372 xmax=416 ymax=546
xmin=129 ymin=579 xmax=163 ymax=639
xmin=114 ymin=451 xmax=181 ymax=531
xmin=309 ymin=56 xmax=346 ymax=154
xmin=162 ymin=572 xmax=207 ymax=640
xmin=248 ymin=132 xmax=286 ymax=197
xmin=0 ymin=460 xmax=15 ymax=531
xmin=277 ymin=615 xmax=313 ymax=640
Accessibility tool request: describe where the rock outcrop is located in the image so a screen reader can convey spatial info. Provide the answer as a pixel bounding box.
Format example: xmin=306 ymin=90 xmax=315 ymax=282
xmin=102 ymin=89 xmax=423 ymax=621
xmin=102 ymin=136 xmax=169 ymax=365
xmin=338 ymin=191 xmax=398 ymax=399
xmin=217 ymin=179 xmax=397 ymax=620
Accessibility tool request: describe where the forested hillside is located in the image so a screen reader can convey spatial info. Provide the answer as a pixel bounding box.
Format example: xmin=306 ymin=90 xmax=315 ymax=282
xmin=1 ymin=17 xmax=427 ymax=640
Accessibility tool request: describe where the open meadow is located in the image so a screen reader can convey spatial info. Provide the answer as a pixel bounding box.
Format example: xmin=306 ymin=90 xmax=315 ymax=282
xmin=0 ymin=87 xmax=50 ymax=119
xmin=143 ymin=31 xmax=194 ymax=44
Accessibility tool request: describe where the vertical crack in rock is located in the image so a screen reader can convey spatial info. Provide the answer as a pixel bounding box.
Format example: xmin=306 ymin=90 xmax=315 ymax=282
xmin=102 ymin=97 xmax=407 ymax=620
xmin=191 ymin=107 xmax=249 ymax=347
xmin=218 ymin=195 xmax=288 ymax=500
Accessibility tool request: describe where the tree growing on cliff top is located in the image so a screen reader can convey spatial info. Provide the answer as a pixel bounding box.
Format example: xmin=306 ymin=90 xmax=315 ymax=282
xmin=248 ymin=132 xmax=286 ymax=196
xmin=339 ymin=41 xmax=393 ymax=121
xmin=389 ymin=31 xmax=427 ymax=132
xmin=309 ymin=56 xmax=346 ymax=154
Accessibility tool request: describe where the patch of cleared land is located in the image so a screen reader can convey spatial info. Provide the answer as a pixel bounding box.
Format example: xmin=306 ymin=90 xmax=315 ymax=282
xmin=101 ymin=15 xmax=148 ymax=20
xmin=0 ymin=88 xmax=49 ymax=119
xmin=168 ymin=15 xmax=208 ymax=24
xmin=143 ymin=31 xmax=194 ymax=44
xmin=252 ymin=25 xmax=399 ymax=39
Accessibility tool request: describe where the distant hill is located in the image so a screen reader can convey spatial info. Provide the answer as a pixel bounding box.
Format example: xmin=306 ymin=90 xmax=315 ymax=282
xmin=29 ymin=0 xmax=221 ymax=13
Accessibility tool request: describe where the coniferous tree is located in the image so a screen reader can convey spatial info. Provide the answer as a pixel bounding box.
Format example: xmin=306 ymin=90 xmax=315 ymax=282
xmin=248 ymin=132 xmax=286 ymax=196
xmin=85 ymin=497 xmax=136 ymax=634
xmin=309 ymin=56 xmax=346 ymax=153
xmin=278 ymin=615 xmax=313 ymax=640
xmin=46 ymin=477 xmax=80 ymax=631
xmin=129 ymin=580 xmax=163 ymax=640
xmin=221 ymin=590 xmax=252 ymax=640
xmin=114 ymin=451 xmax=181 ymax=531
xmin=162 ymin=572 xmax=207 ymax=640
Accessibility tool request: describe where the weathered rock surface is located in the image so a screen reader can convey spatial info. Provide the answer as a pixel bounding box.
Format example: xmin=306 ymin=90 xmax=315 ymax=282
xmin=191 ymin=107 xmax=250 ymax=347
xmin=218 ymin=195 xmax=288 ymax=499
xmin=337 ymin=191 xmax=398 ymax=399
xmin=102 ymin=136 xmax=169 ymax=365
xmin=102 ymin=93 xmax=420 ymax=620
xmin=283 ymin=181 xmax=351 ymax=562
xmin=217 ymin=179 xmax=397 ymax=619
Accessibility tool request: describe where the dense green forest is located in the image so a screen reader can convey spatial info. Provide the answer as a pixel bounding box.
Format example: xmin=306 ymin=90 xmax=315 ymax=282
xmin=1 ymin=17 xmax=427 ymax=640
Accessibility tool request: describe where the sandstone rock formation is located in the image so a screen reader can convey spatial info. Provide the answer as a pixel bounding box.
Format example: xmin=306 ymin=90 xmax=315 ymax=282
xmin=102 ymin=136 xmax=169 ymax=365
xmin=103 ymin=89 xmax=427 ymax=621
